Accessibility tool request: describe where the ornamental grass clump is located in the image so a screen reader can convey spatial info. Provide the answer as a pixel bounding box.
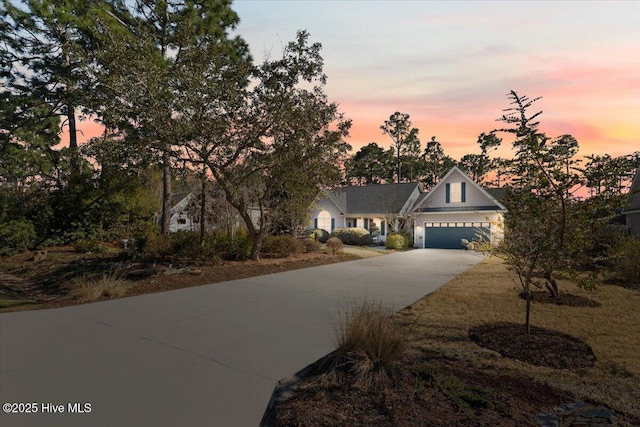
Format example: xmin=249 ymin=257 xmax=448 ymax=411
xmin=333 ymin=301 xmax=416 ymax=391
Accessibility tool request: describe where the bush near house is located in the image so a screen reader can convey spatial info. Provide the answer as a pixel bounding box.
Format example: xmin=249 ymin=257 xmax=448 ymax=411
xmin=330 ymin=227 xmax=372 ymax=246
xmin=261 ymin=234 xmax=301 ymax=258
xmin=301 ymin=238 xmax=322 ymax=253
xmin=305 ymin=228 xmax=330 ymax=243
xmin=608 ymin=235 xmax=640 ymax=284
xmin=386 ymin=232 xmax=409 ymax=250
xmin=326 ymin=237 xmax=344 ymax=255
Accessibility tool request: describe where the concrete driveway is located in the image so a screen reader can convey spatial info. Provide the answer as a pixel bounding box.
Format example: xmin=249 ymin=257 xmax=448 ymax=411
xmin=0 ymin=249 xmax=483 ymax=427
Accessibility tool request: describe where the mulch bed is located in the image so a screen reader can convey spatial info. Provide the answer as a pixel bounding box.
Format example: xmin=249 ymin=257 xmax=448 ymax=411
xmin=261 ymin=355 xmax=574 ymax=427
xmin=469 ymin=322 xmax=596 ymax=370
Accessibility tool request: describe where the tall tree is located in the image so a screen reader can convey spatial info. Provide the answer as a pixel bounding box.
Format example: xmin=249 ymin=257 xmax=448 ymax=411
xmin=178 ymin=31 xmax=350 ymax=260
xmin=421 ymin=136 xmax=456 ymax=190
xmin=345 ymin=142 xmax=395 ymax=185
xmin=380 ymin=112 xmax=420 ymax=183
xmin=87 ymin=0 xmax=251 ymax=235
xmin=0 ymin=0 xmax=103 ymax=175
xmin=496 ymin=91 xmax=582 ymax=300
xmin=458 ymin=132 xmax=502 ymax=184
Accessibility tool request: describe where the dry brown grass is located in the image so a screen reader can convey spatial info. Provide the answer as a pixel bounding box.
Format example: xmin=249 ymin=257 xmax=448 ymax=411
xmin=397 ymin=256 xmax=640 ymax=418
xmin=333 ymin=301 xmax=417 ymax=391
xmin=67 ymin=268 xmax=128 ymax=302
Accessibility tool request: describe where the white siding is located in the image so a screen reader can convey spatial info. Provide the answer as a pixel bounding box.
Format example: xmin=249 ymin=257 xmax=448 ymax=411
xmin=427 ymin=169 xmax=491 ymax=209
xmin=309 ymin=198 xmax=344 ymax=231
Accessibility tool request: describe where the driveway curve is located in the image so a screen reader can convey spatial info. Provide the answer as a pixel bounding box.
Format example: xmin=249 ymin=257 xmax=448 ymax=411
xmin=0 ymin=249 xmax=483 ymax=427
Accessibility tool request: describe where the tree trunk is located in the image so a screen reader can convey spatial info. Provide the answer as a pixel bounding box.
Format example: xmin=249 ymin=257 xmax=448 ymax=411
xmin=161 ymin=150 xmax=171 ymax=235
xmin=396 ymin=145 xmax=401 ymax=183
xmin=544 ymin=271 xmax=559 ymax=298
xmin=67 ymin=103 xmax=79 ymax=174
xmin=199 ymin=179 xmax=206 ymax=246
xmin=250 ymin=232 xmax=262 ymax=261
xmin=525 ymin=288 xmax=532 ymax=335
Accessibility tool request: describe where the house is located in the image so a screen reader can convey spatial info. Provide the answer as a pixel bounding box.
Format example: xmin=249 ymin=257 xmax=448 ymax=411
xmin=168 ymin=193 xmax=197 ymax=233
xmin=623 ymin=164 xmax=640 ymax=236
xmin=412 ymin=166 xmax=507 ymax=249
xmin=309 ymin=166 xmax=508 ymax=248
xmin=310 ymin=182 xmax=423 ymax=243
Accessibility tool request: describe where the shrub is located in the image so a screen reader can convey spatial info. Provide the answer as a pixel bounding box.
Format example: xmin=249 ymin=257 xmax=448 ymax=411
xmin=305 ymin=228 xmax=330 ymax=243
xmin=170 ymin=231 xmax=202 ymax=258
xmin=301 ymin=238 xmax=322 ymax=252
xmin=386 ymin=232 xmax=408 ymax=249
xmin=330 ymin=227 xmax=372 ymax=246
xmin=0 ymin=220 xmax=36 ymax=256
xmin=333 ymin=301 xmax=416 ymax=391
xmin=74 ymin=238 xmax=103 ymax=254
xmin=608 ymin=235 xmax=640 ymax=283
xmin=209 ymin=229 xmax=251 ymax=260
xmin=261 ymin=234 xmax=300 ymax=258
xmin=137 ymin=231 xmax=172 ymax=259
xmin=326 ymin=237 xmax=344 ymax=255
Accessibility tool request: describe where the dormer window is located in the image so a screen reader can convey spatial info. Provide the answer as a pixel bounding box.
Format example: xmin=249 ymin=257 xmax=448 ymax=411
xmin=446 ymin=182 xmax=466 ymax=203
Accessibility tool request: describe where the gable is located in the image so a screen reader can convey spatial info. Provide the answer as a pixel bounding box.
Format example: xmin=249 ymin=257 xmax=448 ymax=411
xmin=416 ymin=166 xmax=507 ymax=213
xmin=626 ymin=164 xmax=640 ymax=211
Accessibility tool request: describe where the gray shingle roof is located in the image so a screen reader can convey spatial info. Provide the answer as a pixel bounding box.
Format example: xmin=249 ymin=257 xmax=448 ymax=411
xmin=327 ymin=182 xmax=421 ymax=215
xmin=418 ymin=206 xmax=503 ymax=213
xmin=483 ymin=187 xmax=507 ymax=202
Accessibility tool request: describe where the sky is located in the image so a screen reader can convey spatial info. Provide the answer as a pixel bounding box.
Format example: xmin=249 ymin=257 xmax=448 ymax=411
xmin=229 ymin=0 xmax=640 ymax=161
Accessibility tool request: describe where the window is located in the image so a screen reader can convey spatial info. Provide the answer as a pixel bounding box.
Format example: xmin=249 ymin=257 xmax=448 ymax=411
xmin=445 ymin=182 xmax=466 ymax=203
xmin=317 ymin=210 xmax=332 ymax=232
xmin=177 ymin=218 xmax=187 ymax=225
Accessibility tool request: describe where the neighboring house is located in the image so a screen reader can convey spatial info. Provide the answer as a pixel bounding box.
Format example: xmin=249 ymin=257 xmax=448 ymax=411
xmin=412 ymin=166 xmax=507 ymax=249
xmin=168 ymin=193 xmax=197 ymax=233
xmin=310 ymin=182 xmax=423 ymax=243
xmin=623 ymin=164 xmax=640 ymax=236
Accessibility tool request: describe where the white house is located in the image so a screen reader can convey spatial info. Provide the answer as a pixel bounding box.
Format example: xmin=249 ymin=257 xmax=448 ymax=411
xmin=623 ymin=164 xmax=640 ymax=236
xmin=168 ymin=193 xmax=197 ymax=233
xmin=412 ymin=166 xmax=507 ymax=249
xmin=310 ymin=182 xmax=423 ymax=243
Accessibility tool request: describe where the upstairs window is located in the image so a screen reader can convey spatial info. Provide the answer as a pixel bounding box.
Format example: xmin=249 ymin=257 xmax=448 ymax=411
xmin=445 ymin=182 xmax=466 ymax=203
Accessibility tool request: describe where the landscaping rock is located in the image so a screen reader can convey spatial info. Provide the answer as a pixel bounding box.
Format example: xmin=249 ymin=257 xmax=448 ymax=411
xmin=537 ymin=402 xmax=616 ymax=426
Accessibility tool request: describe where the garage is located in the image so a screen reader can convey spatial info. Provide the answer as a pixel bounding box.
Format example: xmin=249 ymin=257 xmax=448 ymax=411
xmin=423 ymin=222 xmax=490 ymax=249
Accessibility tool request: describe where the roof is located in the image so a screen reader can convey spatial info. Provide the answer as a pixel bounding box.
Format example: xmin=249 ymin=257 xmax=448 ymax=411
xmin=623 ymin=164 xmax=640 ymax=213
xmin=483 ymin=187 xmax=507 ymax=202
xmin=419 ymin=206 xmax=505 ymax=213
xmin=326 ymin=182 xmax=422 ymax=215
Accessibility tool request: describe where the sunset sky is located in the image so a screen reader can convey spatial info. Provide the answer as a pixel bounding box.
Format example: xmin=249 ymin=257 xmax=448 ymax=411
xmin=232 ymin=0 xmax=640 ymax=160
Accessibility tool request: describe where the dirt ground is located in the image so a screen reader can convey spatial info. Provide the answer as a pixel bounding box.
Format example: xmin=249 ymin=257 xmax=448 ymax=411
xmin=0 ymin=246 xmax=360 ymax=312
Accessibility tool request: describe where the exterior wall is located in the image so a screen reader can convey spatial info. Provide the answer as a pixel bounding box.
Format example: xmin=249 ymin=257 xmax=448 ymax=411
xmin=170 ymin=212 xmax=195 ymax=233
xmin=426 ymin=169 xmax=491 ymax=209
xmin=309 ymin=198 xmax=344 ymax=232
xmin=400 ymin=186 xmax=424 ymax=216
xmin=627 ymin=212 xmax=640 ymax=236
xmin=413 ymin=212 xmax=503 ymax=247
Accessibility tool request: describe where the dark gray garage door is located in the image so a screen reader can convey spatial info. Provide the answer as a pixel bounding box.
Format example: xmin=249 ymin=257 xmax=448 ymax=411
xmin=424 ymin=222 xmax=490 ymax=249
